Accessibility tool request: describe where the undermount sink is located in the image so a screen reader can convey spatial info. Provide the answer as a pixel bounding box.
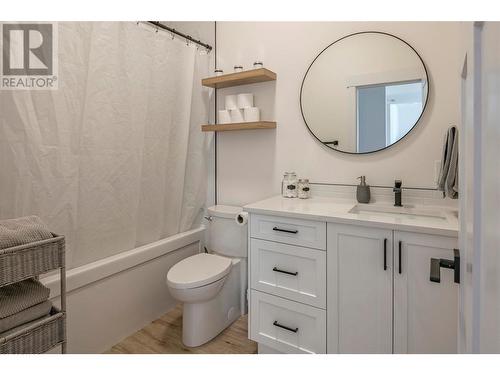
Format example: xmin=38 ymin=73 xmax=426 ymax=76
xmin=348 ymin=204 xmax=449 ymax=221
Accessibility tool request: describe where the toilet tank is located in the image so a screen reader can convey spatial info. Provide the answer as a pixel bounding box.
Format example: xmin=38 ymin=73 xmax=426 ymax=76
xmin=207 ymin=205 xmax=247 ymax=258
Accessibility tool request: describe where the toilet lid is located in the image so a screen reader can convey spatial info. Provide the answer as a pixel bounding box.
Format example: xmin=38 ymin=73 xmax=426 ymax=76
xmin=166 ymin=253 xmax=232 ymax=290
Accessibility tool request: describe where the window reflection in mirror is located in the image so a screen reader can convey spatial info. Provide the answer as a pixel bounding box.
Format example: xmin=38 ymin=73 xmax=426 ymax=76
xmin=357 ymin=81 xmax=424 ymax=153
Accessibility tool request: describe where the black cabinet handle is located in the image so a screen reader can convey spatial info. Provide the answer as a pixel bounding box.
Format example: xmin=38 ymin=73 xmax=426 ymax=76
xmin=454 ymin=248 xmax=461 ymax=283
xmin=430 ymin=258 xmax=441 ymax=282
xmin=398 ymin=241 xmax=402 ymax=274
xmin=272 ymin=227 xmax=298 ymax=234
xmin=383 ymin=238 xmax=387 ymax=271
xmin=430 ymin=249 xmax=460 ymax=284
xmin=273 ymin=320 xmax=299 ymax=333
xmin=273 ymin=267 xmax=298 ymax=276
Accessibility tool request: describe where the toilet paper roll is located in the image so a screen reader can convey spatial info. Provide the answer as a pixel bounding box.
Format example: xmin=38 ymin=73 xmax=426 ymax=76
xmin=237 ymin=93 xmax=254 ymax=109
xmin=218 ymin=110 xmax=231 ymax=124
xmin=235 ymin=212 xmax=248 ymax=226
xmin=230 ymin=109 xmax=244 ymax=123
xmin=225 ymin=95 xmax=238 ymax=110
xmin=243 ymin=107 xmax=260 ymax=122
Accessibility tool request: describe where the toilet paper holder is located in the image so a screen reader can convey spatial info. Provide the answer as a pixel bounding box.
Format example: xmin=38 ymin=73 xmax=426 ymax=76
xmin=235 ymin=212 xmax=248 ymax=226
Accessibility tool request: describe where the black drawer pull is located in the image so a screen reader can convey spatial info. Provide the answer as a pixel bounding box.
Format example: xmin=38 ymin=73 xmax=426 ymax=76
xmin=383 ymin=238 xmax=387 ymax=271
xmin=273 ymin=267 xmax=298 ymax=276
xmin=398 ymin=241 xmax=402 ymax=274
xmin=272 ymin=227 xmax=298 ymax=234
xmin=273 ymin=320 xmax=299 ymax=333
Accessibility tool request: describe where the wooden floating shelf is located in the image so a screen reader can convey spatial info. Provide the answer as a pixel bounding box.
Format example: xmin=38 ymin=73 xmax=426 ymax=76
xmin=201 ymin=121 xmax=277 ymax=132
xmin=201 ymin=68 xmax=277 ymax=89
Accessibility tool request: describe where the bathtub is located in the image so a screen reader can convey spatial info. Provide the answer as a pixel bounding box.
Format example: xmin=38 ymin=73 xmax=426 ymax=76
xmin=42 ymin=226 xmax=205 ymax=353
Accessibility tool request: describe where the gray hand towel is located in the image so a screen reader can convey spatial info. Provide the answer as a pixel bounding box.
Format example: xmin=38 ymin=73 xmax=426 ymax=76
xmin=0 ymin=279 xmax=51 ymax=318
xmin=0 ymin=215 xmax=53 ymax=250
xmin=0 ymin=300 xmax=52 ymax=334
xmin=437 ymin=126 xmax=459 ymax=199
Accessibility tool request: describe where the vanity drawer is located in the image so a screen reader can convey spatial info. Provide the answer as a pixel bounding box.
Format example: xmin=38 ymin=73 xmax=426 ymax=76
xmin=250 ymin=214 xmax=326 ymax=250
xmin=250 ymin=239 xmax=326 ymax=308
xmin=250 ymin=290 xmax=326 ymax=354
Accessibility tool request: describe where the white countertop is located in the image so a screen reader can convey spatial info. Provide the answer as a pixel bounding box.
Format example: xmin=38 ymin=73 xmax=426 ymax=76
xmin=244 ymin=195 xmax=459 ymax=237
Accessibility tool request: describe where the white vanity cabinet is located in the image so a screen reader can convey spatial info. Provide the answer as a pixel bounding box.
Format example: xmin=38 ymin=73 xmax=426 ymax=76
xmin=248 ymin=214 xmax=327 ymax=354
xmin=327 ymin=223 xmax=459 ymax=354
xmin=245 ymin=199 xmax=459 ymax=355
xmin=327 ymin=224 xmax=393 ymax=354
xmin=393 ymin=231 xmax=458 ymax=354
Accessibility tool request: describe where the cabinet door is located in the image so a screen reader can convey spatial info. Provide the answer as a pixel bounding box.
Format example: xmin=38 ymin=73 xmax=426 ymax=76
xmin=394 ymin=231 xmax=458 ymax=353
xmin=327 ymin=223 xmax=393 ymax=353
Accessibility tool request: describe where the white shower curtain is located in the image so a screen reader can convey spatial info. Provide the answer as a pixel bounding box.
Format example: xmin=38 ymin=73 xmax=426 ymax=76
xmin=0 ymin=22 xmax=212 ymax=267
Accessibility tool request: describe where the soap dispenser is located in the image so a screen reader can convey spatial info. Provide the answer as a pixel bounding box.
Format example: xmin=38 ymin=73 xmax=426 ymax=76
xmin=356 ymin=176 xmax=371 ymax=204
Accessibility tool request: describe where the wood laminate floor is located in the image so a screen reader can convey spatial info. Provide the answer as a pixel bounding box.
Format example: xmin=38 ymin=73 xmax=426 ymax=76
xmin=105 ymin=304 xmax=257 ymax=354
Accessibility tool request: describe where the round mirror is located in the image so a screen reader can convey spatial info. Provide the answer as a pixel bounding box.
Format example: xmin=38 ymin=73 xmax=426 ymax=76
xmin=300 ymin=32 xmax=429 ymax=154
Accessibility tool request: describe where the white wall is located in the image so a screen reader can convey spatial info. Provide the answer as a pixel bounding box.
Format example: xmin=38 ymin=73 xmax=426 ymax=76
xmin=215 ymin=22 xmax=462 ymax=206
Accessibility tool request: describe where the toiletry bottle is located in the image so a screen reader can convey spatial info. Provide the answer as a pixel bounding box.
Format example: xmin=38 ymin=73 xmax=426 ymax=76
xmin=281 ymin=173 xmax=290 ymax=198
xmin=298 ymin=179 xmax=311 ymax=199
xmin=282 ymin=172 xmax=298 ymax=198
xmin=356 ymin=176 xmax=370 ymax=204
xmin=287 ymin=173 xmax=298 ymax=198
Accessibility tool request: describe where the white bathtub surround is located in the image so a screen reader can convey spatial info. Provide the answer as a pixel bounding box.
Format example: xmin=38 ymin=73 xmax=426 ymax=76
xmin=237 ymin=93 xmax=254 ymax=108
xmin=244 ymin=107 xmax=261 ymax=122
xmin=244 ymin=196 xmax=458 ymax=354
xmin=230 ymin=108 xmax=245 ymax=123
xmin=42 ymin=227 xmax=204 ymax=354
xmin=218 ymin=110 xmax=232 ymax=124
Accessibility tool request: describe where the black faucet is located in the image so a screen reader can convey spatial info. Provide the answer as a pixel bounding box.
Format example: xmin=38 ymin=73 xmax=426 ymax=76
xmin=393 ymin=180 xmax=402 ymax=207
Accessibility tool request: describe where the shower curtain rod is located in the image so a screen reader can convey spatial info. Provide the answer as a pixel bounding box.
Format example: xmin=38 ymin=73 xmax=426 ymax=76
xmin=146 ymin=21 xmax=213 ymax=52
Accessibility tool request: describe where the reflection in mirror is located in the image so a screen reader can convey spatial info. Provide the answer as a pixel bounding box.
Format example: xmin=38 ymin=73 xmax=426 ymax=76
xmin=300 ymin=32 xmax=429 ymax=154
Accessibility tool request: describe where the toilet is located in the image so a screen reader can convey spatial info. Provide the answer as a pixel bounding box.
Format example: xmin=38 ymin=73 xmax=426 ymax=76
xmin=166 ymin=205 xmax=248 ymax=347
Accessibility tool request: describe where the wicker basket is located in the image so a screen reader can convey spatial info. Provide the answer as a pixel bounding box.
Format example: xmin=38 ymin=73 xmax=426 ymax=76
xmin=0 ymin=234 xmax=64 ymax=288
xmin=0 ymin=233 xmax=67 ymax=353
xmin=0 ymin=308 xmax=65 ymax=354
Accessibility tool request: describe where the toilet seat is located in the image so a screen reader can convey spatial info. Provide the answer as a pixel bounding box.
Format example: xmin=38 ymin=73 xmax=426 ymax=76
xmin=166 ymin=253 xmax=232 ymax=290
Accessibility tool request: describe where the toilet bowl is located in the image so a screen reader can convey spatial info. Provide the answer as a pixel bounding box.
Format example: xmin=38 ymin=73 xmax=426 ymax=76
xmin=166 ymin=253 xmax=231 ymax=304
xmin=166 ymin=205 xmax=248 ymax=347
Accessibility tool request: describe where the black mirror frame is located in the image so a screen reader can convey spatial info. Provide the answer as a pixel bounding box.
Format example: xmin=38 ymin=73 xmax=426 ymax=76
xmin=299 ymin=31 xmax=430 ymax=155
